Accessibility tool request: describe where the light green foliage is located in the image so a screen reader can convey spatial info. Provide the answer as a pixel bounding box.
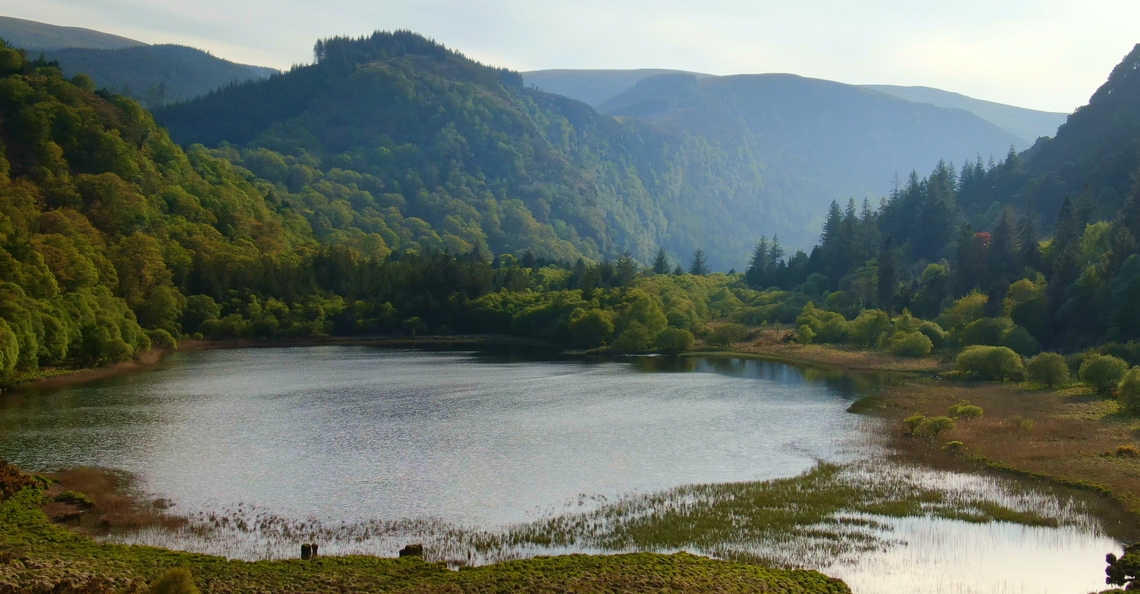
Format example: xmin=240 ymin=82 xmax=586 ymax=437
xmin=1117 ymin=367 xmax=1140 ymax=413
xmin=917 ymin=321 xmax=947 ymax=348
xmin=936 ymin=292 xmax=988 ymax=333
xmin=955 ymin=346 xmax=1024 ymax=381
xmin=848 ymin=309 xmax=891 ymax=347
xmin=149 ymin=568 xmax=199 ymax=594
xmin=654 ymin=327 xmax=694 ymax=355
xmin=1025 ymin=352 xmax=1070 ymax=388
xmin=1079 ymin=355 xmax=1129 ymax=395
xmin=1004 ymin=277 xmax=1048 ymax=342
xmin=920 ymin=416 xmax=956 ymax=437
xmin=706 ymin=323 xmax=749 ymax=348
xmin=958 ymin=317 xmax=1014 ymax=348
xmin=903 ymin=414 xmax=927 ymax=435
xmin=948 ymin=401 xmax=983 ymax=420
xmin=568 ymin=309 xmax=614 ymax=348
xmin=795 ymin=302 xmax=848 ymax=344
xmin=610 ymin=322 xmax=655 ymax=353
xmin=889 ymin=331 xmax=933 ymax=357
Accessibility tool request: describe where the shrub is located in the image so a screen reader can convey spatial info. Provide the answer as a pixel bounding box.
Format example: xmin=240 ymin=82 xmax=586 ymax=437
xmin=955 ymin=345 xmax=1024 ymax=381
xmin=1079 ymin=355 xmax=1129 ymax=395
xmin=147 ymin=328 xmax=178 ymax=350
xmin=655 ymin=328 xmax=695 ymax=355
xmin=848 ymin=309 xmax=891 ymax=347
xmin=1118 ymin=367 xmax=1140 ymax=413
xmin=903 ymin=414 xmax=927 ymax=435
xmin=569 ymin=309 xmax=614 ymax=347
xmin=918 ymin=321 xmax=947 ymax=349
xmin=999 ymin=325 xmax=1040 ymax=356
xmin=1113 ymin=444 xmax=1140 ymax=458
xmin=610 ymin=322 xmax=655 ymax=353
xmin=706 ymin=323 xmax=749 ymax=348
xmin=889 ymin=331 xmax=933 ymax=357
xmin=148 ymin=568 xmax=199 ymax=594
xmin=919 ymin=416 xmax=956 ymax=437
xmin=958 ymin=317 xmax=1014 ymax=348
xmin=945 ymin=440 xmax=965 ymax=452
xmin=55 ymin=490 xmax=94 ymax=508
xmin=1025 ymin=352 xmax=1070 ymax=388
xmin=948 ymin=401 xmax=983 ymax=419
xmin=0 ymin=460 xmax=37 ymax=499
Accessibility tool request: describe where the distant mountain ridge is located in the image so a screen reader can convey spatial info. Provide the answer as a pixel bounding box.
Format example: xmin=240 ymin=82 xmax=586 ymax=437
xmin=44 ymin=45 xmax=278 ymax=107
xmin=0 ymin=15 xmax=143 ymax=50
xmin=523 ymin=69 xmax=1069 ymax=148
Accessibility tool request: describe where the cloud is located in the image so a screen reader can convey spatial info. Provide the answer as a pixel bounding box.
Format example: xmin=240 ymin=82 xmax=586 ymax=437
xmin=7 ymin=0 xmax=1138 ymax=111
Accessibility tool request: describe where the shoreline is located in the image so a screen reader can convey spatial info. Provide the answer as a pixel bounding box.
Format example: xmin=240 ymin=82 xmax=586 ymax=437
xmin=6 ymin=334 xmax=561 ymax=393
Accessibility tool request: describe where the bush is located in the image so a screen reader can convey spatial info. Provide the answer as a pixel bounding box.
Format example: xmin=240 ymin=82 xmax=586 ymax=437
xmin=149 ymin=568 xmax=199 ymax=594
xmin=889 ymin=331 xmax=933 ymax=357
xmin=1025 ymin=352 xmax=1070 ymax=388
xmin=146 ymin=328 xmax=178 ymax=350
xmin=955 ymin=345 xmax=1024 ymax=381
xmin=654 ymin=328 xmax=695 ymax=355
xmin=1118 ymin=367 xmax=1140 ymax=413
xmin=569 ymin=309 xmax=614 ymax=348
xmin=917 ymin=321 xmax=947 ymax=349
xmin=948 ymin=401 xmax=983 ymax=419
xmin=1079 ymin=355 xmax=1129 ymax=395
xmin=55 ymin=490 xmax=94 ymax=508
xmin=848 ymin=309 xmax=891 ymax=347
xmin=610 ymin=322 xmax=655 ymax=353
xmin=998 ymin=325 xmax=1040 ymax=356
xmin=706 ymin=323 xmax=749 ymax=348
xmin=919 ymin=416 xmax=956 ymax=437
xmin=958 ymin=317 xmax=1013 ymax=348
xmin=903 ymin=414 xmax=927 ymax=435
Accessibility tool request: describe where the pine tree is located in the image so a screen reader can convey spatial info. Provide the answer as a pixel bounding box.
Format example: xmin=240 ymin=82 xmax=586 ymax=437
xmin=745 ymin=237 xmax=769 ymax=287
xmin=1053 ymin=197 xmax=1079 ymax=259
xmin=877 ymin=236 xmax=896 ymax=314
xmin=952 ymin=223 xmax=982 ymax=296
xmin=672 ymin=264 xmax=684 ymax=276
xmin=1019 ymin=203 xmax=1041 ymax=271
xmin=986 ymin=208 xmax=1018 ymax=284
xmin=689 ymin=248 xmax=710 ymax=275
xmin=651 ymin=248 xmax=671 ymax=275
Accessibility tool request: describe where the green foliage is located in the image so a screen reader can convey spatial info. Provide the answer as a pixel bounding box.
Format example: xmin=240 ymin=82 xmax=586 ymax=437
xmin=920 ymin=416 xmax=956 ymax=437
xmin=958 ymin=317 xmax=1013 ymax=348
xmin=146 ymin=329 xmax=177 ymax=350
xmin=609 ymin=322 xmax=655 ymax=353
xmin=54 ymin=490 xmax=94 ymax=508
xmin=705 ymin=323 xmax=748 ymax=348
xmin=148 ymin=568 xmax=199 ymax=594
xmin=955 ymin=346 xmax=1024 ymax=381
xmin=654 ymin=327 xmax=694 ymax=355
xmin=1116 ymin=367 xmax=1140 ymax=413
xmin=998 ymin=325 xmax=1040 ymax=356
xmin=889 ymin=331 xmax=933 ymax=358
xmin=948 ymin=401 xmax=983 ymax=419
xmin=1025 ymin=352 xmax=1070 ymax=388
xmin=568 ymin=309 xmax=614 ymax=348
xmin=1079 ymin=355 xmax=1129 ymax=395
xmin=847 ymin=309 xmax=891 ymax=347
xmin=917 ymin=321 xmax=947 ymax=349
xmin=795 ymin=303 xmax=848 ymax=344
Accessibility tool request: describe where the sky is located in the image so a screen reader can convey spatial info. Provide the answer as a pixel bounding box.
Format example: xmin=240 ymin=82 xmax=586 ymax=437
xmin=4 ymin=0 xmax=1139 ymax=113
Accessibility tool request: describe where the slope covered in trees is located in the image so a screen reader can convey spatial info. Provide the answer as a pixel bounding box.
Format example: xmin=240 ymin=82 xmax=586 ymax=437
xmin=42 ymin=45 xmax=278 ymax=107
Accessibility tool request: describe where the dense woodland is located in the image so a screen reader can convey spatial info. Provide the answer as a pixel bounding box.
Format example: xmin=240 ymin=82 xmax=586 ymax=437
xmin=2 ymin=34 xmax=1140 ymax=387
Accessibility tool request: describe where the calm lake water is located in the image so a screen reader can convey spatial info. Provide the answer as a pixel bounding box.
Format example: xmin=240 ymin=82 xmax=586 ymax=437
xmin=0 ymin=346 xmax=1122 ymax=593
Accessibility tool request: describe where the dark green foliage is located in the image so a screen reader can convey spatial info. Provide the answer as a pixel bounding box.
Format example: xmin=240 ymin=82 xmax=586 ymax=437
xmin=1117 ymin=367 xmax=1140 ymax=413
xmin=1106 ymin=544 xmax=1140 ymax=590
xmin=689 ymin=248 xmax=710 ymax=275
xmin=706 ymin=323 xmax=748 ymax=348
xmin=1025 ymin=352 xmax=1070 ymax=388
xmin=1080 ymin=355 xmax=1129 ymax=395
xmin=54 ymin=491 xmax=94 ymax=508
xmin=43 ymin=45 xmax=276 ymax=108
xmin=654 ymin=327 xmax=694 ymax=355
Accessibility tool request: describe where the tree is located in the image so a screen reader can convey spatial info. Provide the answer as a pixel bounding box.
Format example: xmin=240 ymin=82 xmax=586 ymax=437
xmin=1018 ymin=204 xmax=1041 ymax=271
xmin=689 ymin=248 xmax=710 ymax=275
xmin=1025 ymin=353 xmax=1070 ymax=388
xmin=655 ymin=327 xmax=695 ymax=355
xmin=1079 ymin=355 xmax=1128 ymax=395
xmin=651 ymin=249 xmax=672 ymax=275
xmin=877 ymin=236 xmax=896 ymax=314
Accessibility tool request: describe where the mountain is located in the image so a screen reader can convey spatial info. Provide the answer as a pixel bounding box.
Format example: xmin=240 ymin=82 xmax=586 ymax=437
xmin=864 ymin=85 xmax=1067 ymax=147
xmin=946 ymin=43 xmax=1140 ymax=227
xmin=0 ymin=15 xmax=144 ymax=50
xmin=594 ymin=71 xmax=1022 ymax=246
xmin=43 ymin=45 xmax=278 ymax=107
xmin=525 ymin=68 xmax=1067 ymax=147
xmin=523 ymin=69 xmax=710 ymax=107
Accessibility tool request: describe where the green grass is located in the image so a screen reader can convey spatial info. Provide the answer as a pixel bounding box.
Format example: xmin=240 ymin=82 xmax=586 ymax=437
xmin=0 ymin=487 xmax=850 ymax=593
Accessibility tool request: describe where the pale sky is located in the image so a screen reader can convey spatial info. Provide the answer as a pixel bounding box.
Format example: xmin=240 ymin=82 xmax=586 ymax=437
xmin=4 ymin=0 xmax=1138 ymax=113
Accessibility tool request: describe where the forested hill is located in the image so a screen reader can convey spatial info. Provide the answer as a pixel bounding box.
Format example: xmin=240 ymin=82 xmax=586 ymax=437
xmin=0 ymin=44 xmax=317 ymax=378
xmin=155 ymin=31 xmax=765 ymax=268
xmin=42 ymin=45 xmax=278 ymax=108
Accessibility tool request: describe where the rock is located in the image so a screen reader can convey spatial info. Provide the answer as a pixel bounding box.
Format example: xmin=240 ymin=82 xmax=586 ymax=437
xmin=399 ymin=544 xmax=423 ymax=557
xmin=311 ymin=543 xmax=319 ymax=558
xmin=301 ymin=543 xmax=312 ymax=560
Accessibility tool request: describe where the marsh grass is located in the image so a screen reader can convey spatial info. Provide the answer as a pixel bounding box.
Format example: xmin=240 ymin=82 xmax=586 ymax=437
xmin=102 ymin=462 xmax=1080 ymax=571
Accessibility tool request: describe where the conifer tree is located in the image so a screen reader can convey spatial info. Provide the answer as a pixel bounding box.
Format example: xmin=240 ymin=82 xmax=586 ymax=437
xmin=1019 ymin=203 xmax=1041 ymax=271
xmin=877 ymin=236 xmax=896 ymax=314
xmin=745 ymin=237 xmax=769 ymax=287
xmin=689 ymin=248 xmax=710 ymax=275
xmin=651 ymin=248 xmax=671 ymax=275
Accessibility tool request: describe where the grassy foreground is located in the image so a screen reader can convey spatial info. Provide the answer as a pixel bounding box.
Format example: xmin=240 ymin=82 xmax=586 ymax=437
xmin=0 ymin=486 xmax=850 ymax=594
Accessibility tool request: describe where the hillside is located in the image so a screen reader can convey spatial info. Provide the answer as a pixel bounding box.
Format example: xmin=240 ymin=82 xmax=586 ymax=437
xmin=596 ymin=72 xmax=1021 ymax=248
xmin=523 ymin=68 xmax=710 ymax=107
xmin=864 ymin=85 xmax=1067 ymax=147
xmin=43 ymin=45 xmax=278 ymax=107
xmin=0 ymin=15 xmax=143 ymax=50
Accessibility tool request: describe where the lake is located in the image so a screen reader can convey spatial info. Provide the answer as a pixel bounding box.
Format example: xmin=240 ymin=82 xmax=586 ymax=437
xmin=0 ymin=346 xmax=1121 ymax=593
